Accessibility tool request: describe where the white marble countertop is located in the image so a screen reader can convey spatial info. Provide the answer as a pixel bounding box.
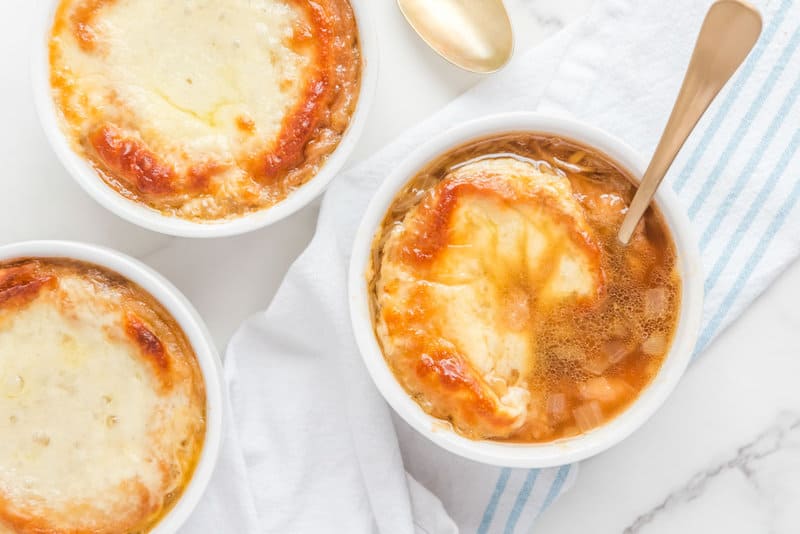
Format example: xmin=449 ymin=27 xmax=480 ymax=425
xmin=3 ymin=1 xmax=800 ymax=532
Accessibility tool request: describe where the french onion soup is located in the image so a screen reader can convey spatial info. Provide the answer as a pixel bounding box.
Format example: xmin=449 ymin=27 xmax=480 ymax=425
xmin=368 ymin=134 xmax=681 ymax=442
xmin=0 ymin=259 xmax=205 ymax=533
xmin=48 ymin=0 xmax=362 ymax=221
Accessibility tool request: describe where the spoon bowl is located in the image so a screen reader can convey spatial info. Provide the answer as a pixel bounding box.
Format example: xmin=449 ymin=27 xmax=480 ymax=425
xmin=397 ymin=0 xmax=514 ymax=73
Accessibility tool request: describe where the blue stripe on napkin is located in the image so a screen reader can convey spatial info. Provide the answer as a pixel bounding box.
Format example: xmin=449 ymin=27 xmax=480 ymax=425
xmin=686 ymin=20 xmax=798 ymax=219
xmin=698 ymin=35 xmax=800 ymax=251
xmin=478 ymin=468 xmax=512 ymax=534
xmin=503 ymin=469 xmax=540 ymax=533
xmin=697 ymin=132 xmax=800 ymax=353
xmin=672 ymin=0 xmax=792 ymax=194
xmin=702 ymin=76 xmax=800 ymax=293
xmin=534 ymin=465 xmax=571 ymax=522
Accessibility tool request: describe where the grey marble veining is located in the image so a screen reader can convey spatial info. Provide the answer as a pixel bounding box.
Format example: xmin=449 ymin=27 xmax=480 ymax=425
xmin=624 ymin=414 xmax=800 ymax=533
xmin=505 ymin=0 xmax=595 ymax=50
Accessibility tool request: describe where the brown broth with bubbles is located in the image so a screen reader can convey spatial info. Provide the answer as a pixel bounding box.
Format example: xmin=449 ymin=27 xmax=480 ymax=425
xmin=370 ymin=133 xmax=682 ymax=442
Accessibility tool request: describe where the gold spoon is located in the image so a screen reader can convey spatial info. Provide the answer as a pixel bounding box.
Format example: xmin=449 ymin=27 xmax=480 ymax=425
xmin=618 ymin=0 xmax=762 ymax=244
xmin=397 ymin=0 xmax=514 ymax=73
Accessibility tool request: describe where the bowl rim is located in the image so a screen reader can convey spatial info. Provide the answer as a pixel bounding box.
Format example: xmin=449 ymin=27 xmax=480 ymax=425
xmin=0 ymin=240 xmax=224 ymax=532
xmin=348 ymin=112 xmax=704 ymax=468
xmin=31 ymin=0 xmax=379 ymax=238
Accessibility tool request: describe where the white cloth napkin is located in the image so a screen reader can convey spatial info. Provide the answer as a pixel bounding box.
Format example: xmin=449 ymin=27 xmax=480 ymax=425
xmin=184 ymin=0 xmax=800 ymax=531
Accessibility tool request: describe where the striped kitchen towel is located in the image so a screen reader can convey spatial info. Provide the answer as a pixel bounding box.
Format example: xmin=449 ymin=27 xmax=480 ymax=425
xmin=189 ymin=0 xmax=800 ymax=532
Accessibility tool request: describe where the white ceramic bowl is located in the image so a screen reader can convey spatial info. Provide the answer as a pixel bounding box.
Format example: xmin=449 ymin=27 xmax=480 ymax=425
xmin=349 ymin=112 xmax=704 ymax=468
xmin=0 ymin=241 xmax=224 ymax=533
xmin=32 ymin=0 xmax=378 ymax=238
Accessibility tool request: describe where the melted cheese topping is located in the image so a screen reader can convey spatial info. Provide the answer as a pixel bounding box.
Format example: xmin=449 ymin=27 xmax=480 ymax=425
xmin=373 ymin=159 xmax=605 ymax=439
xmin=0 ymin=260 xmax=205 ymax=533
xmin=90 ymin=1 xmax=308 ymax=147
xmin=49 ymin=0 xmax=361 ymax=220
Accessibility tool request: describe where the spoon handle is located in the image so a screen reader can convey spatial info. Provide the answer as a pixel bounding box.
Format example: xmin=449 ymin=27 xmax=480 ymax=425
xmin=618 ymin=0 xmax=762 ymax=244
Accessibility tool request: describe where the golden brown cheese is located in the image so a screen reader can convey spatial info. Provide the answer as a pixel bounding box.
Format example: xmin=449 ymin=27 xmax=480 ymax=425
xmin=374 ymin=158 xmax=605 ymax=439
xmin=0 ymin=259 xmax=205 ymax=534
xmin=49 ymin=0 xmax=361 ymax=221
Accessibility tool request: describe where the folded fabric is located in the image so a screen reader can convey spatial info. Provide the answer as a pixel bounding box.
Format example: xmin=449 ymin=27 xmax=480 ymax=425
xmin=184 ymin=0 xmax=800 ymax=532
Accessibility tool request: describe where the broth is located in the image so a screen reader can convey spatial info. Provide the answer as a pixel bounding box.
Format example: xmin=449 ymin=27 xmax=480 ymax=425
xmin=369 ymin=133 xmax=681 ymax=442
